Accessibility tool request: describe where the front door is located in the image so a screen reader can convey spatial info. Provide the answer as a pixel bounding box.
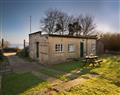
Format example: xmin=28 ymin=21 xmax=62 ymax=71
xmin=36 ymin=42 xmax=39 ymax=58
xmin=80 ymin=42 xmax=84 ymax=57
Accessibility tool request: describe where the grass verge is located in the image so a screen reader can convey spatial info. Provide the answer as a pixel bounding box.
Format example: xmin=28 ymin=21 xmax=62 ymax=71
xmin=2 ymin=72 xmax=50 ymax=95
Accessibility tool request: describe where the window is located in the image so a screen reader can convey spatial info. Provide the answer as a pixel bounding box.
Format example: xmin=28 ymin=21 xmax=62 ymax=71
xmin=68 ymin=44 xmax=75 ymax=52
xmin=91 ymin=43 xmax=96 ymax=52
xmin=55 ymin=44 xmax=63 ymax=52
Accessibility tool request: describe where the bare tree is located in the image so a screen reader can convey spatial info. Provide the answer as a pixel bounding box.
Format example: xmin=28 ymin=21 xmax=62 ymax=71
xmin=78 ymin=15 xmax=96 ymax=36
xmin=73 ymin=21 xmax=82 ymax=36
xmin=68 ymin=15 xmax=95 ymax=36
xmin=41 ymin=9 xmax=96 ymax=36
xmin=55 ymin=11 xmax=71 ymax=35
xmin=41 ymin=9 xmax=59 ymax=34
xmin=41 ymin=9 xmax=72 ymax=35
xmin=68 ymin=23 xmax=74 ymax=35
xmin=68 ymin=22 xmax=82 ymax=36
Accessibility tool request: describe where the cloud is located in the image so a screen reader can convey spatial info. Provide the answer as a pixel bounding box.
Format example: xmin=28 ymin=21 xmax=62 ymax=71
xmin=96 ymin=23 xmax=115 ymax=33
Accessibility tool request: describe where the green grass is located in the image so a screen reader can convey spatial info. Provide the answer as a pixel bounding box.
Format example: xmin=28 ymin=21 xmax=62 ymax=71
xmin=53 ymin=55 xmax=120 ymax=95
xmin=90 ymin=55 xmax=120 ymax=86
xmin=43 ymin=60 xmax=94 ymax=81
xmin=0 ymin=60 xmax=3 ymax=62
xmin=39 ymin=60 xmax=97 ymax=81
xmin=20 ymin=82 xmax=50 ymax=95
xmin=39 ymin=68 xmax=69 ymax=81
xmin=2 ymin=72 xmax=50 ymax=95
xmin=2 ymin=55 xmax=120 ymax=95
xmin=51 ymin=60 xmax=83 ymax=72
xmin=56 ymin=78 xmax=120 ymax=95
xmin=39 ymin=60 xmax=85 ymax=81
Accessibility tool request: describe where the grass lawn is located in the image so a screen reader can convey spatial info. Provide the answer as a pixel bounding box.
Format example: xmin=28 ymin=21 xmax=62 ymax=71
xmin=40 ymin=60 xmax=86 ymax=81
xmin=40 ymin=59 xmax=94 ymax=81
xmin=53 ymin=55 xmax=120 ymax=95
xmin=50 ymin=60 xmax=84 ymax=72
xmin=2 ymin=55 xmax=120 ymax=95
xmin=2 ymin=72 xmax=50 ymax=95
xmin=90 ymin=55 xmax=120 ymax=86
xmin=56 ymin=78 xmax=120 ymax=95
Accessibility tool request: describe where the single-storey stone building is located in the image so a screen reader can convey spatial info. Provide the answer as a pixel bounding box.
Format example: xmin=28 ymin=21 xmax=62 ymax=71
xmin=29 ymin=31 xmax=97 ymax=64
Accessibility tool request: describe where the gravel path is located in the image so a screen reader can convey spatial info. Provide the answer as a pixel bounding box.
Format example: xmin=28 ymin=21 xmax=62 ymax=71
xmin=8 ymin=56 xmax=42 ymax=72
xmin=7 ymin=55 xmax=63 ymax=85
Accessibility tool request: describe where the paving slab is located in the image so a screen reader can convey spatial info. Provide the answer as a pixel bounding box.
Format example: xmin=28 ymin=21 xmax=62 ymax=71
xmin=37 ymin=77 xmax=88 ymax=95
xmin=52 ymin=77 xmax=87 ymax=92
xmin=31 ymin=71 xmax=63 ymax=86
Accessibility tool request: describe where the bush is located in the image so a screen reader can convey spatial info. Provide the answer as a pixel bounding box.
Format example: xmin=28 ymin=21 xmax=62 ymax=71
xmin=17 ymin=47 xmax=29 ymax=58
xmin=101 ymin=33 xmax=120 ymax=51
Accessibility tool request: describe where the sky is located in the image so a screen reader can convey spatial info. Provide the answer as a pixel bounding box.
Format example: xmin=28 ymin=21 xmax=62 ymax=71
xmin=0 ymin=0 xmax=120 ymax=46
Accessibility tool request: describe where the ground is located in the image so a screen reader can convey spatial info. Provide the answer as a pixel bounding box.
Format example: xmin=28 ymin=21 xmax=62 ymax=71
xmin=1 ymin=53 xmax=120 ymax=95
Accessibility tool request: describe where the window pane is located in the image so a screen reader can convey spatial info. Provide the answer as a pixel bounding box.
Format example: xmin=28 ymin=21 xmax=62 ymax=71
xmin=55 ymin=44 xmax=63 ymax=52
xmin=91 ymin=43 xmax=95 ymax=51
xmin=68 ymin=44 xmax=75 ymax=52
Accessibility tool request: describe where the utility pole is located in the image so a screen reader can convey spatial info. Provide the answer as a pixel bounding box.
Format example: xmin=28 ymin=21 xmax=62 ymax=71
xmin=30 ymin=16 xmax=32 ymax=34
xmin=0 ymin=13 xmax=2 ymax=47
xmin=0 ymin=9 xmax=3 ymax=50
xmin=24 ymin=39 xmax=26 ymax=49
xmin=0 ymin=18 xmax=2 ymax=42
xmin=1 ymin=38 xmax=4 ymax=49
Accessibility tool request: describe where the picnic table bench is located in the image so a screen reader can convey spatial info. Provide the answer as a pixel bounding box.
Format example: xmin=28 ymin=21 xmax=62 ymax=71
xmin=83 ymin=55 xmax=102 ymax=67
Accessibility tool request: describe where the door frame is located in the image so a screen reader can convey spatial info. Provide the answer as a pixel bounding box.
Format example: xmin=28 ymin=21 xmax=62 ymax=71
xmin=36 ymin=42 xmax=39 ymax=58
xmin=80 ymin=42 xmax=84 ymax=57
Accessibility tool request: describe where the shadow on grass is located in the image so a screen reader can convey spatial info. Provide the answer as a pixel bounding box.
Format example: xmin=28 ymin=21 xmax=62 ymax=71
xmin=40 ymin=60 xmax=101 ymax=81
xmin=66 ymin=66 xmax=99 ymax=80
xmin=38 ymin=60 xmax=85 ymax=80
xmin=114 ymin=82 xmax=120 ymax=87
xmin=2 ymin=72 xmax=48 ymax=95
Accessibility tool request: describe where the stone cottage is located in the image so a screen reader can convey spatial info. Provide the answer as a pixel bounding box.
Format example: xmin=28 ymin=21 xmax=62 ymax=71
xmin=29 ymin=31 xmax=97 ymax=64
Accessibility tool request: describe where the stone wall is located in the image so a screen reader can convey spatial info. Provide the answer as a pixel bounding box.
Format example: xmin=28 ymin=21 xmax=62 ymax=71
xmin=29 ymin=33 xmax=96 ymax=64
xmin=48 ymin=36 xmax=96 ymax=64
xmin=29 ymin=34 xmax=49 ymax=64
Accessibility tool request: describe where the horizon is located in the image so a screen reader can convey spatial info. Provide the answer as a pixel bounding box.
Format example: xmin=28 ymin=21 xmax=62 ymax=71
xmin=0 ymin=0 xmax=120 ymax=46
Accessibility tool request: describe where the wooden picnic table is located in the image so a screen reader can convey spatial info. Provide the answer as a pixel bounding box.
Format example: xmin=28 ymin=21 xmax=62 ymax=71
xmin=84 ymin=55 xmax=102 ymax=67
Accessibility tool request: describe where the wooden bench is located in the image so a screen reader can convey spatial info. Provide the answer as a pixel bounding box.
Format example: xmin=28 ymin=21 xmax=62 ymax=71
xmin=95 ymin=60 xmax=103 ymax=65
xmin=83 ymin=56 xmax=102 ymax=67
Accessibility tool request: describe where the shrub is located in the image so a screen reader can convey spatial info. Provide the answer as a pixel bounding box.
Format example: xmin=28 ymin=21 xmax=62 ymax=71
xmin=101 ymin=33 xmax=120 ymax=51
xmin=17 ymin=47 xmax=29 ymax=58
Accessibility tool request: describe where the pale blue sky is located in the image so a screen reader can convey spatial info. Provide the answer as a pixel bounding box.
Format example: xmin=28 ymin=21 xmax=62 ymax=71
xmin=0 ymin=0 xmax=120 ymax=45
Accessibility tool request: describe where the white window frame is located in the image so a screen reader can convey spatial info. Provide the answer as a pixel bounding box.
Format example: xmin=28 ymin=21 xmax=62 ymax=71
xmin=91 ymin=43 xmax=96 ymax=52
xmin=55 ymin=44 xmax=63 ymax=52
xmin=68 ymin=44 xmax=76 ymax=52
